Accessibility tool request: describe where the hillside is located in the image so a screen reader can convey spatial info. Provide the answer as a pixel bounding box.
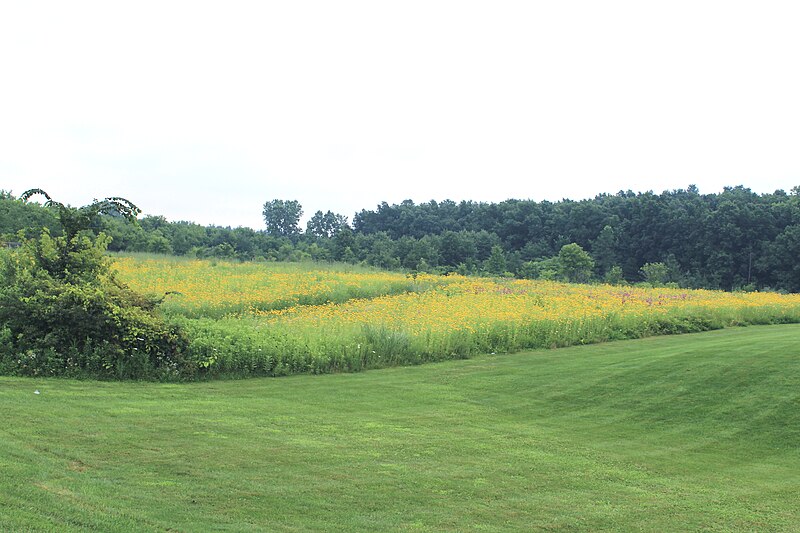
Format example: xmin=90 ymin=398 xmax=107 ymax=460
xmin=2 ymin=325 xmax=799 ymax=531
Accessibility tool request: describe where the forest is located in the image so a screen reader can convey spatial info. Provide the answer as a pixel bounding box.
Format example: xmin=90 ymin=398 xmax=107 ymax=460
xmin=2 ymin=185 xmax=799 ymax=292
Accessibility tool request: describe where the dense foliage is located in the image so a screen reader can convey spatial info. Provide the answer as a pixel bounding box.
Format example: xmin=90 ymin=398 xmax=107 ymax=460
xmin=262 ymin=199 xmax=303 ymax=239
xmin=351 ymin=186 xmax=800 ymax=291
xmin=2 ymin=185 xmax=799 ymax=292
xmin=0 ymin=192 xmax=189 ymax=379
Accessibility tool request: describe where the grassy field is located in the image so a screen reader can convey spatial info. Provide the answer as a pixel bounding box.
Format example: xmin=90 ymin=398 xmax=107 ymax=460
xmin=2 ymin=324 xmax=799 ymax=531
xmin=110 ymin=254 xmax=800 ymax=379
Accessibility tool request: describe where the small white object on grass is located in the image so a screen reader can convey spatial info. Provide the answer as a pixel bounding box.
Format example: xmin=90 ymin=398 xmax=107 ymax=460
xmin=34 ymin=390 xmax=40 ymax=395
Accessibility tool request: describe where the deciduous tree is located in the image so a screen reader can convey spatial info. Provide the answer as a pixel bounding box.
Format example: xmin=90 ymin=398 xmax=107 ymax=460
xmin=558 ymin=243 xmax=594 ymax=283
xmin=262 ymin=199 xmax=303 ymax=239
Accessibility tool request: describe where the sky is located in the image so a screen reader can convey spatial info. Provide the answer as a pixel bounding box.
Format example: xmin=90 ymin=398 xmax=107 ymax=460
xmin=1 ymin=1 xmax=799 ymax=230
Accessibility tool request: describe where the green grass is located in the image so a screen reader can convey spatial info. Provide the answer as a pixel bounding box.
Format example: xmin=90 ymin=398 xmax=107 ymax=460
xmin=2 ymin=324 xmax=799 ymax=531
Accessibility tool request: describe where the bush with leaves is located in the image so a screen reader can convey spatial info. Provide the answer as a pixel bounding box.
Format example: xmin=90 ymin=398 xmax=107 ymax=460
xmin=557 ymin=243 xmax=595 ymax=283
xmin=0 ymin=191 xmax=191 ymax=380
xmin=0 ymin=229 xmax=191 ymax=379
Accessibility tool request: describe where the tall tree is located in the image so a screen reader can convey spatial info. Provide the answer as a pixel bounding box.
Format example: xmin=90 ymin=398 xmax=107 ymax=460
xmin=306 ymin=210 xmax=348 ymax=238
xmin=262 ymin=199 xmax=303 ymax=239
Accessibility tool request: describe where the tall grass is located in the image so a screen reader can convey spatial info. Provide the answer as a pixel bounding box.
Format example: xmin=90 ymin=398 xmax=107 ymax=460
xmin=109 ymin=256 xmax=800 ymax=379
xmin=174 ymin=305 xmax=800 ymax=378
xmin=113 ymin=254 xmax=444 ymax=318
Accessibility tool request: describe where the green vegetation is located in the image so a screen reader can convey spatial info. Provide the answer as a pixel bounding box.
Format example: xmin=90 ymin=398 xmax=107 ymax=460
xmin=557 ymin=242 xmax=595 ymax=283
xmin=110 ymin=254 xmax=800 ymax=381
xmin=111 ymin=253 xmax=443 ymax=318
xmin=174 ymin=292 xmax=800 ymax=380
xmin=2 ymin=325 xmax=799 ymax=531
xmin=3 ymin=187 xmax=800 ymax=382
xmin=5 ymin=185 xmax=800 ymax=292
xmin=262 ymin=199 xmax=303 ymax=239
xmin=0 ymin=192 xmax=188 ymax=380
xmin=3 ymin=248 xmax=799 ymax=381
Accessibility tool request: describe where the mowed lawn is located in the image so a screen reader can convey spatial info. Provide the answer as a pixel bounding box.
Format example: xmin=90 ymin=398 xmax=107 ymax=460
xmin=2 ymin=325 xmax=799 ymax=531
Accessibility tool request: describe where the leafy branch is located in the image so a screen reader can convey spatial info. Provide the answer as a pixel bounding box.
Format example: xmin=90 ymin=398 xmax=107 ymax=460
xmin=21 ymin=188 xmax=141 ymax=240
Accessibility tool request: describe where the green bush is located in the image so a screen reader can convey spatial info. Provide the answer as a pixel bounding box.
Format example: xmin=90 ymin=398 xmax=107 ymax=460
xmin=0 ymin=229 xmax=189 ymax=379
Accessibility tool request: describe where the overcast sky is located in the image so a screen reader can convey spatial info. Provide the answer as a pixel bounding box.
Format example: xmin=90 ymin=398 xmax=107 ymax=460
xmin=2 ymin=1 xmax=799 ymax=229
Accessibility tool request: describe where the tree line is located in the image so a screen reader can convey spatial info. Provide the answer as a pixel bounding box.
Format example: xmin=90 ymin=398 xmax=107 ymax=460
xmin=2 ymin=185 xmax=799 ymax=292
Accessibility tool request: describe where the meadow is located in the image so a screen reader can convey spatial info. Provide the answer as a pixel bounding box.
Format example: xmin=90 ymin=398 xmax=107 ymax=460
xmin=113 ymin=254 xmax=800 ymax=378
xmin=4 ymin=254 xmax=800 ymax=530
xmin=2 ymin=325 xmax=799 ymax=531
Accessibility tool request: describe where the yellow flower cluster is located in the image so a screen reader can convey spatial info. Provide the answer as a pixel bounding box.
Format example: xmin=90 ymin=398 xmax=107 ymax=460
xmin=257 ymin=276 xmax=800 ymax=335
xmin=112 ymin=256 xmax=431 ymax=316
xmin=113 ymin=255 xmax=800 ymax=344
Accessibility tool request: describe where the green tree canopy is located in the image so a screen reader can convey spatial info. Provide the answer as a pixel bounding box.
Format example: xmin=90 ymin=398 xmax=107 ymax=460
xmin=558 ymin=243 xmax=595 ymax=283
xmin=262 ymin=199 xmax=303 ymax=238
xmin=306 ymin=210 xmax=348 ymax=238
xmin=21 ymin=188 xmax=140 ymax=242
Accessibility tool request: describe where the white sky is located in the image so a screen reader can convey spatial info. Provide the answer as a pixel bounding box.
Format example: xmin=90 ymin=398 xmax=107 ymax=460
xmin=1 ymin=1 xmax=799 ymax=229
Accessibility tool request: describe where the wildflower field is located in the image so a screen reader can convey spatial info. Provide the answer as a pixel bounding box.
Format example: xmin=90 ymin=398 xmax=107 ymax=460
xmin=114 ymin=254 xmax=800 ymax=379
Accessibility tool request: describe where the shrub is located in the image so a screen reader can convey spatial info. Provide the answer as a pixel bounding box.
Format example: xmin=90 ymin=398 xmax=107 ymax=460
xmin=0 ymin=230 xmax=190 ymax=379
xmin=0 ymin=191 xmax=191 ymax=380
